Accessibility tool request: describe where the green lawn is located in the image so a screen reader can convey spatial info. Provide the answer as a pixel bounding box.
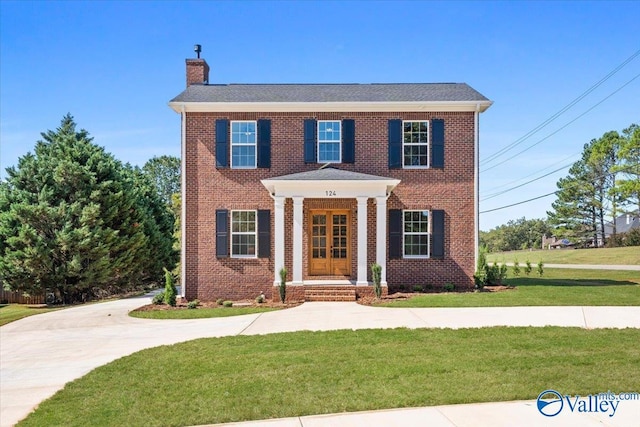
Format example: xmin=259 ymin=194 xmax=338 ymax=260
xmin=0 ymin=304 xmax=62 ymax=327
xmin=129 ymin=306 xmax=278 ymax=319
xmin=18 ymin=327 xmax=640 ymax=427
xmin=381 ymin=268 xmax=640 ymax=307
xmin=486 ymin=246 xmax=640 ymax=265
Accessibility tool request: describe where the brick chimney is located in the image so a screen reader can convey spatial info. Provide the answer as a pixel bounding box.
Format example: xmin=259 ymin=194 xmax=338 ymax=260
xmin=186 ymin=58 xmax=209 ymax=87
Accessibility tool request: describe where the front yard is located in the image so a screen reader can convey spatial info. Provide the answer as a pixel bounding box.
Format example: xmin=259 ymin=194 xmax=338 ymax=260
xmin=18 ymin=327 xmax=640 ymax=426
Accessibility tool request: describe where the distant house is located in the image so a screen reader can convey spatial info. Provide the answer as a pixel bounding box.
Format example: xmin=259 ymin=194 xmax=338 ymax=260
xmin=168 ymin=53 xmax=492 ymax=302
xmin=604 ymin=212 xmax=640 ymax=238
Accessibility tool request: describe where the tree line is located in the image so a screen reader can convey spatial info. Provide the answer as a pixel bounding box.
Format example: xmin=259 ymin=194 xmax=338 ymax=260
xmin=0 ymin=115 xmax=181 ymax=303
xmin=482 ymin=123 xmax=639 ymax=252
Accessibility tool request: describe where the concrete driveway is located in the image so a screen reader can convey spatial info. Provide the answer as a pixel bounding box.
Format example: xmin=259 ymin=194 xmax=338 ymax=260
xmin=2 ymin=296 xmax=640 ymax=426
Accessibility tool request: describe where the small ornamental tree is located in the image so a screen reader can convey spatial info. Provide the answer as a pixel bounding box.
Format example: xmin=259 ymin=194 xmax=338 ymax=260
xmin=278 ymin=267 xmax=287 ymax=303
xmin=512 ymin=259 xmax=521 ymax=277
xmin=371 ymin=263 xmax=382 ymax=298
xmin=537 ymin=261 xmax=545 ymax=277
xmin=524 ymin=260 xmax=533 ymax=276
xmin=164 ymin=268 xmax=176 ymax=307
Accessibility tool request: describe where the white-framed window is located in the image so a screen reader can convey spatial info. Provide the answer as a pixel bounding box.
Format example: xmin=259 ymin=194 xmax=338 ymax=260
xmin=403 ymin=121 xmax=429 ymax=168
xmin=403 ymin=210 xmax=430 ymax=258
xmin=231 ymin=210 xmax=257 ymax=257
xmin=231 ymin=121 xmax=257 ymax=168
xmin=318 ymin=120 xmax=341 ymax=163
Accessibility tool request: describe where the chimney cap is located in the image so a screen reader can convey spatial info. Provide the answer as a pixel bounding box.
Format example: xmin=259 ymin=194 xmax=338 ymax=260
xmin=194 ymin=44 xmax=202 ymax=59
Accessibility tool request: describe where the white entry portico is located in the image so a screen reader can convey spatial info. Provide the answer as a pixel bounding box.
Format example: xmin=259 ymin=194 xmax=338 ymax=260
xmin=261 ymin=168 xmax=400 ymax=287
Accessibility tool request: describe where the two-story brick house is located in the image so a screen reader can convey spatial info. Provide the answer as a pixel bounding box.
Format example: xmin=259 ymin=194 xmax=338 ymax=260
xmin=169 ymin=55 xmax=491 ymax=302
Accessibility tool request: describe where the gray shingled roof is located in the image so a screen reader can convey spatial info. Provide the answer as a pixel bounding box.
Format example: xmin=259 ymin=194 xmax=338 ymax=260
xmin=170 ymin=83 xmax=489 ymax=103
xmin=266 ymin=167 xmax=393 ymax=181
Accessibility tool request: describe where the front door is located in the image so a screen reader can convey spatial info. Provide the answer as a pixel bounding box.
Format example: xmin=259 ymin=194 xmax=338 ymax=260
xmin=309 ymin=210 xmax=350 ymax=276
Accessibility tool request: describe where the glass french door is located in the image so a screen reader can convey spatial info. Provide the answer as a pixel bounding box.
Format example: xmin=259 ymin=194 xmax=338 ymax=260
xmin=309 ymin=210 xmax=350 ymax=275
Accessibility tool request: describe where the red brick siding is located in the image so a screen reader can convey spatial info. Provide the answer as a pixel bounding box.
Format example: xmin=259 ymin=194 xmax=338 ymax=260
xmin=184 ymin=111 xmax=476 ymax=301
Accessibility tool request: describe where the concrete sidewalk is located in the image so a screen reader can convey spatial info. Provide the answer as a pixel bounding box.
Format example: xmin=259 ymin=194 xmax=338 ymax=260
xmin=2 ymin=299 xmax=640 ymax=427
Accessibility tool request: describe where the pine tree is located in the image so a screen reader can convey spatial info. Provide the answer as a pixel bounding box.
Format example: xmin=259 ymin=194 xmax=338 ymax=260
xmin=0 ymin=115 xmax=176 ymax=302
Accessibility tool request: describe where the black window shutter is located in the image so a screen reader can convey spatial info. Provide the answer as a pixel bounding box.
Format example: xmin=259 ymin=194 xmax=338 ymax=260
xmin=431 ymin=209 xmax=445 ymax=259
xmin=257 ymin=210 xmax=271 ymax=258
xmin=257 ymin=119 xmax=271 ymax=168
xmin=388 ymin=119 xmax=402 ymax=169
xmin=389 ymin=209 xmax=403 ymax=259
xmin=215 ymin=119 xmax=229 ymax=169
xmin=431 ymin=119 xmax=445 ymax=168
xmin=304 ymin=119 xmax=317 ymax=163
xmin=342 ymin=119 xmax=355 ymax=163
xmin=216 ymin=210 xmax=229 ymax=258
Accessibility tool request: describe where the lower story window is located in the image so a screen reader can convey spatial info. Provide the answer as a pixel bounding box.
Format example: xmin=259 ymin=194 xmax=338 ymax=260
xmin=404 ymin=210 xmax=430 ymax=257
xmin=231 ymin=210 xmax=256 ymax=257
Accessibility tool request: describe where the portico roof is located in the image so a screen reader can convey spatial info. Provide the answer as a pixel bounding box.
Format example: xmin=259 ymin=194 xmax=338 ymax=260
xmin=261 ymin=167 xmax=400 ymax=198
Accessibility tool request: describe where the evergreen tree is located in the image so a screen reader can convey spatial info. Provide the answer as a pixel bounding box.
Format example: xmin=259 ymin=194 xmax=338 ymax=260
xmin=0 ymin=115 xmax=176 ymax=302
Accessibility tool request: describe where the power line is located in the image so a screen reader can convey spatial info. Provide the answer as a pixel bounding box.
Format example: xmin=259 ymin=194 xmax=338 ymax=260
xmin=480 ymin=151 xmax=579 ymax=195
xmin=481 ymin=49 xmax=640 ymax=166
xmin=480 ymin=72 xmax=640 ymax=174
xmin=480 ymin=167 xmax=636 ymax=214
xmin=480 ymin=161 xmax=574 ymax=201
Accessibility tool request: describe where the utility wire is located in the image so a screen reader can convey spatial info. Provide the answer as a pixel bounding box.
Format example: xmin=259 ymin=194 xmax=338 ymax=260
xmin=480 ymin=161 xmax=575 ymax=201
xmin=480 ymin=151 xmax=579 ymax=195
xmin=480 ymin=72 xmax=640 ymax=174
xmin=481 ymin=49 xmax=640 ymax=166
xmin=480 ymin=167 xmax=635 ymax=214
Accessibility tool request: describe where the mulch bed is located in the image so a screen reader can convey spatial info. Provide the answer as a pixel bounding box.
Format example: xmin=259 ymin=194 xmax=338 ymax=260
xmin=358 ymin=286 xmax=516 ymax=305
xmin=133 ymin=298 xmax=302 ymax=312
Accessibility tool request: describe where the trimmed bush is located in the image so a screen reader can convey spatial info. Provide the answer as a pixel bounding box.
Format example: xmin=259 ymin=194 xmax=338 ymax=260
xmin=371 ymin=263 xmax=382 ymax=298
xmin=255 ymin=294 xmax=265 ymax=304
xmin=163 ymin=269 xmax=176 ymax=307
xmin=443 ymin=283 xmax=455 ymax=292
xmin=187 ymin=299 xmax=199 ymax=309
xmin=524 ymin=260 xmax=532 ymax=276
xmin=278 ymin=267 xmax=287 ymax=303
xmin=512 ymin=259 xmax=520 ymax=277
xmin=216 ymin=298 xmax=224 ymax=306
xmin=223 ymin=300 xmax=233 ymax=307
xmin=152 ymin=292 xmax=165 ymax=305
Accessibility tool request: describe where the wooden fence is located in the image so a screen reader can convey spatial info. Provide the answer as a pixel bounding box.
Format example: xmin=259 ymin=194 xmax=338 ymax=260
xmin=0 ymin=289 xmax=45 ymax=305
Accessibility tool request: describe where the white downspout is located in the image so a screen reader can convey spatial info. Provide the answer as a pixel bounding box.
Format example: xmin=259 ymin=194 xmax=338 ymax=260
xmin=180 ymin=105 xmax=186 ymax=298
xmin=474 ymin=104 xmax=480 ymax=273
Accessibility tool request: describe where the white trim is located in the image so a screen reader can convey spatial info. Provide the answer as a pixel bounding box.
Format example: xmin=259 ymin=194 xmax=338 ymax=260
xmin=474 ymin=105 xmax=480 ymax=271
xmin=317 ymin=120 xmax=342 ymax=163
xmin=180 ymin=106 xmax=186 ymax=298
xmin=375 ymin=196 xmax=388 ymax=286
xmin=261 ymin=178 xmax=399 ymax=199
xmin=230 ymin=120 xmax=257 ymax=169
xmin=402 ymin=120 xmax=429 ymax=169
xmin=273 ymin=196 xmax=285 ymax=286
xmin=230 ymin=210 xmax=258 ymax=258
xmin=402 ymin=210 xmax=431 ymax=259
xmin=292 ymin=197 xmax=304 ymax=284
xmin=169 ymin=100 xmax=493 ymax=114
xmin=356 ymin=197 xmax=368 ymax=285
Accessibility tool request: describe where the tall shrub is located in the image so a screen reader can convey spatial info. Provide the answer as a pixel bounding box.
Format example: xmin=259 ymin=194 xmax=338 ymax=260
xmin=278 ymin=267 xmax=287 ymax=303
xmin=163 ymin=268 xmax=176 ymax=307
xmin=371 ymin=263 xmax=382 ymax=298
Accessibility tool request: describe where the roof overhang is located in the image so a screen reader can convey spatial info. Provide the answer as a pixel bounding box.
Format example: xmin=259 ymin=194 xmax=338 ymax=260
xmin=262 ymin=173 xmax=400 ymax=199
xmin=169 ymin=100 xmax=493 ymax=114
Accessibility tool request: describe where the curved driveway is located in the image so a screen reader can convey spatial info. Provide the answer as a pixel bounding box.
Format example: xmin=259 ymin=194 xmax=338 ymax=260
xmin=2 ymin=295 xmax=640 ymax=426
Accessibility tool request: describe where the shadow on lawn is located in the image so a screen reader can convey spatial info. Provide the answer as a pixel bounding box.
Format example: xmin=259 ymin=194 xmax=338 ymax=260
xmin=505 ymin=277 xmax=640 ymax=287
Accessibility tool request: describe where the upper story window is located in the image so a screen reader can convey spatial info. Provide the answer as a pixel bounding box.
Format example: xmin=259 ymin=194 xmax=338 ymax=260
xmin=404 ymin=210 xmax=430 ymax=258
xmin=231 ymin=210 xmax=256 ymax=257
xmin=403 ymin=121 xmax=429 ymax=168
xmin=231 ymin=121 xmax=257 ymax=168
xmin=318 ymin=121 xmax=342 ymax=163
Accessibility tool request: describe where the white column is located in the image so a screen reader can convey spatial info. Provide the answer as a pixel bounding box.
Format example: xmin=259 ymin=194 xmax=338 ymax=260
xmin=375 ymin=196 xmax=388 ymax=286
xmin=180 ymin=106 xmax=186 ymax=298
xmin=292 ymin=196 xmax=304 ymax=284
xmin=273 ymin=196 xmax=286 ymax=286
xmin=356 ymin=197 xmax=368 ymax=285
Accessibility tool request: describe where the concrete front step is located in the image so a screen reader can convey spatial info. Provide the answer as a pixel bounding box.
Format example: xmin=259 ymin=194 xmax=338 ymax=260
xmin=304 ymin=286 xmax=357 ymax=302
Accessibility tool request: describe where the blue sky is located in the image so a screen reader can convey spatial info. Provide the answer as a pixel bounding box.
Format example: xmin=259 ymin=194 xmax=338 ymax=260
xmin=1 ymin=1 xmax=638 ymax=230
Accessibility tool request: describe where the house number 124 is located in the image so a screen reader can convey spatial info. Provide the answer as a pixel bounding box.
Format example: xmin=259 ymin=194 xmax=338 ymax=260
xmin=325 ymin=190 xmax=337 ymax=196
